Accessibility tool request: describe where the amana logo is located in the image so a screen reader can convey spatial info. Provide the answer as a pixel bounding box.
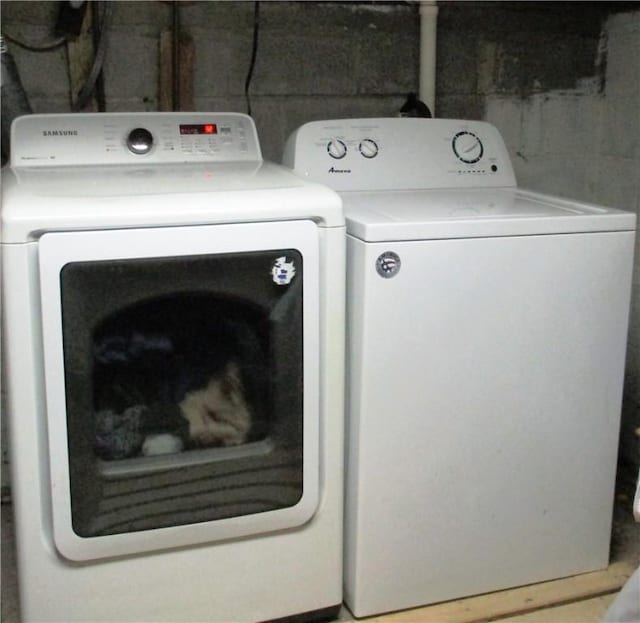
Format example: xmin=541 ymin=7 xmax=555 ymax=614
xmin=328 ymin=166 xmax=351 ymax=174
xmin=42 ymin=130 xmax=79 ymax=137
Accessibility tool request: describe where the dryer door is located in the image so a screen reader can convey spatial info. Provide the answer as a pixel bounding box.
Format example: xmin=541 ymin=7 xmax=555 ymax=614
xmin=38 ymin=220 xmax=320 ymax=561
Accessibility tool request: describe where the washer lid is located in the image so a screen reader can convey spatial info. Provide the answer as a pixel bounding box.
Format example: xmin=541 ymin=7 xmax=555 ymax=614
xmin=343 ymin=188 xmax=636 ymax=241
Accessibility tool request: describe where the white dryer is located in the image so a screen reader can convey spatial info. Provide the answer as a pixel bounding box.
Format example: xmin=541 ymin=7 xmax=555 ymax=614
xmin=1 ymin=112 xmax=345 ymax=622
xmin=284 ymin=118 xmax=636 ymax=617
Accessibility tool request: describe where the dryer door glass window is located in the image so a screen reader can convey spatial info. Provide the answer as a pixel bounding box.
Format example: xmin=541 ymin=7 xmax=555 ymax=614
xmin=38 ymin=222 xmax=320 ymax=560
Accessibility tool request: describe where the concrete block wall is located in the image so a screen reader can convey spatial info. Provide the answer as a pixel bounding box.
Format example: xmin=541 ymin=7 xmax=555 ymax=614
xmin=435 ymin=3 xmax=613 ymax=120
xmin=2 ymin=1 xmax=419 ymax=161
xmin=437 ymin=4 xmax=640 ymax=469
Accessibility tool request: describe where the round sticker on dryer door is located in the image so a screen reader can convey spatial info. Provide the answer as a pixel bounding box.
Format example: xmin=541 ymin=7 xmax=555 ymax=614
xmin=271 ymin=256 xmax=297 ymax=285
xmin=376 ymin=251 xmax=401 ymax=278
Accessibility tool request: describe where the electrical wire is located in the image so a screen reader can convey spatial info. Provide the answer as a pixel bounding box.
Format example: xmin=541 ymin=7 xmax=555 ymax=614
xmin=244 ymin=1 xmax=260 ymax=117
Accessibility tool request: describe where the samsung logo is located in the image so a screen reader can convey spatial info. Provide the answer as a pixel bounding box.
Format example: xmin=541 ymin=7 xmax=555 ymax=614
xmin=42 ymin=130 xmax=78 ymax=136
xmin=328 ymin=166 xmax=351 ymax=174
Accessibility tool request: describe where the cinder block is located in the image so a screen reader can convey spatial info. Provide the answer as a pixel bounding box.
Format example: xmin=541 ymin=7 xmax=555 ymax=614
xmin=107 ymin=98 xmax=157 ymax=113
xmin=109 ymin=1 xmax=170 ymax=30
xmin=257 ymin=2 xmax=416 ymax=38
xmin=604 ymin=11 xmax=640 ymax=98
xmin=600 ymin=95 xmax=640 ymax=159
xmin=250 ymin=97 xmax=288 ymax=162
xmin=540 ymin=93 xmax=600 ymax=156
xmin=191 ymin=29 xmax=252 ymax=97
xmin=180 ymin=1 xmax=253 ymax=30
xmin=103 ymin=31 xmax=159 ymax=105
xmin=193 ymin=95 xmax=248 ymax=114
xmin=7 ymin=28 xmax=69 ymax=99
xmin=0 ymin=0 xmax=58 ymax=25
xmin=251 ymin=32 xmax=357 ymax=96
xmin=591 ymin=156 xmax=640 ymax=212
xmin=436 ymin=94 xmax=484 ymax=121
xmin=29 ymin=97 xmax=71 ymax=114
xmin=355 ymin=29 xmax=418 ymax=94
xmin=517 ymin=94 xmax=545 ymax=157
xmin=513 ymin=153 xmax=588 ymax=199
xmin=246 ymin=1 xmax=417 ymax=96
xmin=485 ymin=95 xmax=523 ymax=154
xmin=436 ymin=33 xmax=480 ymax=96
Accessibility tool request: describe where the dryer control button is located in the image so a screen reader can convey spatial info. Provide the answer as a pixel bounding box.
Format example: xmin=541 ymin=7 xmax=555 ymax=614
xmin=127 ymin=128 xmax=154 ymax=155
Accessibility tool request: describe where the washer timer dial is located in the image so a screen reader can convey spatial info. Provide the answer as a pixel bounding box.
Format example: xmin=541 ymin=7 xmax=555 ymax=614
xmin=452 ymin=131 xmax=483 ymax=164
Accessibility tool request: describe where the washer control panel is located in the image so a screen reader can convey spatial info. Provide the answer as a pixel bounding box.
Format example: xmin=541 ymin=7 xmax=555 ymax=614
xmin=11 ymin=112 xmax=261 ymax=167
xmin=283 ymin=118 xmax=517 ymax=191
xmin=326 ymin=137 xmax=380 ymax=160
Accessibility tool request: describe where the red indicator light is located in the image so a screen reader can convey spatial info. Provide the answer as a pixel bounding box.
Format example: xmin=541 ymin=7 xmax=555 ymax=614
xmin=179 ymin=123 xmax=218 ymax=135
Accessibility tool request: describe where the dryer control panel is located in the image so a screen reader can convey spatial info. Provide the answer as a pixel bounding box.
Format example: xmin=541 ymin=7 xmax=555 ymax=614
xmin=11 ymin=112 xmax=262 ymax=167
xmin=283 ymin=118 xmax=517 ymax=191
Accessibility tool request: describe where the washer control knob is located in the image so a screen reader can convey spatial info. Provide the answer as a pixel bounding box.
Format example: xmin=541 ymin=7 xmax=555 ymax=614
xmin=327 ymin=139 xmax=347 ymax=159
xmin=452 ymin=131 xmax=483 ymax=164
xmin=359 ymin=139 xmax=379 ymax=159
xmin=126 ymin=127 xmax=154 ymax=155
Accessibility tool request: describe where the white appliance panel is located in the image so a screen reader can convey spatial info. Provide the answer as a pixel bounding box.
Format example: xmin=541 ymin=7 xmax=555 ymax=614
xmin=4 ymin=227 xmax=346 ymax=623
xmin=11 ymin=112 xmax=261 ymax=166
xmin=283 ymin=118 xmax=517 ymax=191
xmin=3 ymin=112 xmax=346 ymax=622
xmin=345 ymin=230 xmax=634 ymax=616
xmin=285 ymin=116 xmax=636 ymax=618
xmin=38 ymin=220 xmax=320 ymax=561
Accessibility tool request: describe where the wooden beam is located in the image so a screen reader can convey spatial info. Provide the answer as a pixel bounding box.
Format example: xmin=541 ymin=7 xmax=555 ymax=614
xmin=159 ymin=30 xmax=194 ymax=111
xmin=354 ymin=560 xmax=636 ymax=623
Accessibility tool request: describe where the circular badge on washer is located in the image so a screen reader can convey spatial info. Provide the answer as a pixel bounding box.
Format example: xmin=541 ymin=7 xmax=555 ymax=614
xmin=376 ymin=251 xmax=401 ymax=278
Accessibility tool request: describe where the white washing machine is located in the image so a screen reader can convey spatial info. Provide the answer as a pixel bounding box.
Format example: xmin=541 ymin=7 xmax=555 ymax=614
xmin=284 ymin=118 xmax=636 ymax=617
xmin=1 ymin=112 xmax=345 ymax=623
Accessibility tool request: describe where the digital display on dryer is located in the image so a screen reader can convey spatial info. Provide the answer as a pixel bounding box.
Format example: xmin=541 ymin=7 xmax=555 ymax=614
xmin=179 ymin=124 xmax=218 ymax=135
